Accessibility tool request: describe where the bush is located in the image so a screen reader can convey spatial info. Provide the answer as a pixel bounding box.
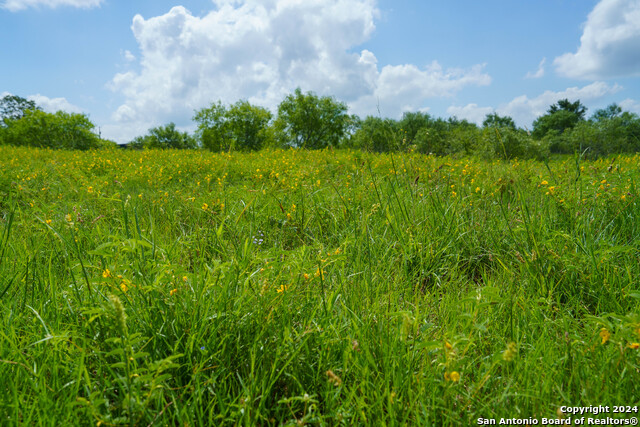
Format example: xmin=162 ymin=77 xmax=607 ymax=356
xmin=2 ymin=109 xmax=100 ymax=150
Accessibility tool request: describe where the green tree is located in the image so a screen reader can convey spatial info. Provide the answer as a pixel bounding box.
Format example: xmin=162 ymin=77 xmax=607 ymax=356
xmin=482 ymin=112 xmax=516 ymax=130
xmin=2 ymin=109 xmax=100 ymax=150
xmin=532 ymin=99 xmax=587 ymax=141
xmin=398 ymin=111 xmax=431 ymax=147
xmin=274 ymin=88 xmax=349 ymax=149
xmin=349 ymin=116 xmax=398 ymax=152
xmin=591 ymin=103 xmax=622 ymax=122
xmin=1 ymin=95 xmax=40 ymax=125
xmin=134 ymin=123 xmax=196 ymax=149
xmin=194 ymin=100 xmax=272 ymax=151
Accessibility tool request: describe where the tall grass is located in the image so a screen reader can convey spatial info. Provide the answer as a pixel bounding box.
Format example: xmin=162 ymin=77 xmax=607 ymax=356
xmin=0 ymin=146 xmax=639 ymax=425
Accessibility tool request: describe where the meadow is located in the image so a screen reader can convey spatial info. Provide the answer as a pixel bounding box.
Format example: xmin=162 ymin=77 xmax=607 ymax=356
xmin=0 ymin=145 xmax=639 ymax=425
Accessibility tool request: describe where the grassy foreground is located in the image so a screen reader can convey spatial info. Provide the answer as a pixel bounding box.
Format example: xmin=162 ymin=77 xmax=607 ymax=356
xmin=1 ymin=146 xmax=639 ymax=425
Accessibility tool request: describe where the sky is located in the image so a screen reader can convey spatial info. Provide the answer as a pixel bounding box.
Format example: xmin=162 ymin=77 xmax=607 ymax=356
xmin=2 ymin=0 xmax=640 ymax=143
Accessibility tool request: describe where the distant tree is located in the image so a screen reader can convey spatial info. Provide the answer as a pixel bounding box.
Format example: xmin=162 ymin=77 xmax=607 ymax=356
xmin=135 ymin=123 xmax=196 ymax=149
xmin=398 ymin=111 xmax=431 ymax=146
xmin=274 ymin=88 xmax=349 ymax=149
xmin=350 ymin=116 xmax=398 ymax=152
xmin=482 ymin=112 xmax=516 ymax=130
xmin=1 ymin=95 xmax=40 ymax=124
xmin=194 ymin=100 xmax=272 ymax=151
xmin=591 ymin=103 xmax=623 ymax=122
xmin=2 ymin=109 xmax=100 ymax=149
xmin=532 ymin=99 xmax=587 ymax=140
xmin=549 ymin=99 xmax=587 ymax=119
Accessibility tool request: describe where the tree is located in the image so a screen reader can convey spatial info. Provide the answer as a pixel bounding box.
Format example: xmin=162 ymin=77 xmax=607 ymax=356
xmin=1 ymin=95 xmax=40 ymax=125
xmin=482 ymin=112 xmax=516 ymax=130
xmin=398 ymin=111 xmax=431 ymax=147
xmin=532 ymin=99 xmax=587 ymax=140
xmin=194 ymin=100 xmax=272 ymax=151
xmin=350 ymin=116 xmax=398 ymax=152
xmin=274 ymin=88 xmax=349 ymax=149
xmin=2 ymin=109 xmax=100 ymax=149
xmin=549 ymin=99 xmax=587 ymax=119
xmin=591 ymin=103 xmax=622 ymax=122
xmin=134 ymin=123 xmax=197 ymax=149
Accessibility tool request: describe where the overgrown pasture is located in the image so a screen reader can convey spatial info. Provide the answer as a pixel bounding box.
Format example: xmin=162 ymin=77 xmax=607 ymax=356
xmin=1 ymin=146 xmax=639 ymax=425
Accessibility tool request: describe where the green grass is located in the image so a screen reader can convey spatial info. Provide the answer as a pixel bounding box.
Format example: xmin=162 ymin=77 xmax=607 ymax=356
xmin=1 ymin=146 xmax=639 ymax=425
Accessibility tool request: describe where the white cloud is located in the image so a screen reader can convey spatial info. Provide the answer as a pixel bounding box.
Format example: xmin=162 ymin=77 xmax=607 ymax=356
xmin=2 ymin=0 xmax=102 ymax=11
xmin=554 ymin=0 xmax=640 ymax=79
xmin=446 ymin=104 xmax=494 ymax=125
xmin=28 ymin=94 xmax=83 ymax=113
xmin=449 ymin=82 xmax=622 ymax=128
xmin=106 ymin=1 xmax=491 ymax=142
xmin=620 ymin=98 xmax=640 ymax=114
xmin=525 ymin=58 xmax=546 ymax=79
xmin=123 ymin=50 xmax=136 ymax=62
xmin=501 ymin=82 xmax=621 ymax=126
xmin=1 ymin=92 xmax=82 ymax=113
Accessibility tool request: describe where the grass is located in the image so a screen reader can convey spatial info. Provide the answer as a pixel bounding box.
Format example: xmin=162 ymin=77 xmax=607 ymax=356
xmin=0 ymin=145 xmax=639 ymax=425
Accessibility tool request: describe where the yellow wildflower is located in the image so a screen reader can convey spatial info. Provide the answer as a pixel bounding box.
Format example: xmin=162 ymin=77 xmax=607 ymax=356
xmin=276 ymin=284 xmax=289 ymax=293
xmin=444 ymin=371 xmax=460 ymax=382
xmin=599 ymin=328 xmax=610 ymax=345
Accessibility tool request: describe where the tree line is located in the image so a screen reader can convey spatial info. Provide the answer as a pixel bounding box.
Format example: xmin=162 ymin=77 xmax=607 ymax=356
xmin=2 ymin=90 xmax=640 ymax=159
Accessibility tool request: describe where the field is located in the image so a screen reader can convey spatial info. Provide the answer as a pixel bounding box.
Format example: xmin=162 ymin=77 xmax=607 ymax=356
xmin=1 ymin=145 xmax=639 ymax=425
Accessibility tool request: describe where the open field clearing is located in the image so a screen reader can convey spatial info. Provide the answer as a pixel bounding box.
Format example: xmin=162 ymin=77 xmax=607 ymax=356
xmin=1 ymin=146 xmax=639 ymax=425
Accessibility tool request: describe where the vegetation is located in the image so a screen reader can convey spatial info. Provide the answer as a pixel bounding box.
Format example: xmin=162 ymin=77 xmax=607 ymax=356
xmin=2 ymin=92 xmax=640 ymax=160
xmin=0 ymin=95 xmax=110 ymax=150
xmin=1 ymin=146 xmax=639 ymax=425
xmin=130 ymin=122 xmax=197 ymax=150
xmin=194 ymin=100 xmax=273 ymax=152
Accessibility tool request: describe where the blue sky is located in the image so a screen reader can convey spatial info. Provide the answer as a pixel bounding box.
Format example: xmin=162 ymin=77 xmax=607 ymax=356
xmin=2 ymin=0 xmax=639 ymax=142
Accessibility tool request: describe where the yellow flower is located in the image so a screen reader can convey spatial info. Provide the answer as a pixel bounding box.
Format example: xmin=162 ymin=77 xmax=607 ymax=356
xmin=45 ymin=219 xmax=52 ymax=225
xmin=170 ymin=288 xmax=178 ymax=296
xmin=202 ymin=202 xmax=209 ymax=211
xmin=276 ymin=284 xmax=289 ymax=293
xmin=303 ymin=273 xmax=310 ymax=281
xmin=475 ymin=187 xmax=480 ymax=193
xmin=120 ymin=282 xmax=128 ymax=293
xmin=182 ymin=276 xmax=188 ymax=282
xmin=599 ymin=328 xmax=610 ymax=345
xmin=628 ymin=342 xmax=640 ymax=350
xmin=102 ymin=269 xmax=111 ymax=278
xmin=444 ymin=371 xmax=460 ymax=382
xmin=541 ymin=180 xmax=548 ymax=186
xmin=65 ymin=214 xmax=73 ymax=222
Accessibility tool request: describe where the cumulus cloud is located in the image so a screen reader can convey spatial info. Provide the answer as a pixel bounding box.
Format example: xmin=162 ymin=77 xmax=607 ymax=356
xmin=446 ymin=104 xmax=494 ymax=125
xmin=525 ymin=58 xmax=546 ymax=79
xmin=619 ymin=98 xmax=640 ymax=114
xmin=106 ymin=1 xmax=491 ymax=142
xmin=448 ymin=82 xmax=622 ymax=127
xmin=28 ymin=94 xmax=83 ymax=113
xmin=554 ymin=0 xmax=640 ymax=79
xmin=1 ymin=92 xmax=82 ymax=113
xmin=2 ymin=0 xmax=102 ymax=11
